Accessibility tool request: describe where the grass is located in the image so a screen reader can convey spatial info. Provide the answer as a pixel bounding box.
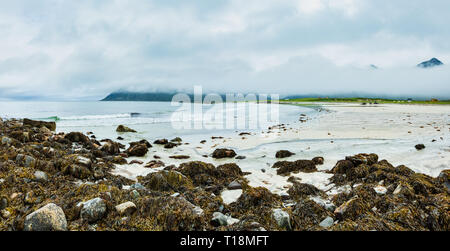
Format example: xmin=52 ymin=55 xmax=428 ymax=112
xmin=279 ymin=97 xmax=450 ymax=105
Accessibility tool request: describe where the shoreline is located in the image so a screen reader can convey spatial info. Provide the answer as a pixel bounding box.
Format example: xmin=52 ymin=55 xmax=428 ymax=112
xmin=1 ymin=103 xmax=449 ymax=231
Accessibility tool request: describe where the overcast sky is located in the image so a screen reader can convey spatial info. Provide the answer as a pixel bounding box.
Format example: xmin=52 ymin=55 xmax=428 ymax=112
xmin=0 ymin=0 xmax=449 ymax=100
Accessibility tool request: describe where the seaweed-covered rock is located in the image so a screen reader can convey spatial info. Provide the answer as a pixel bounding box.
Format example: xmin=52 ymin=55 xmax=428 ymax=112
xmin=212 ymin=148 xmax=237 ymax=159
xmin=23 ymin=118 xmax=56 ymax=131
xmin=140 ymin=196 xmax=205 ymax=231
xmin=100 ymin=141 xmax=121 ymax=155
xmin=65 ymin=132 xmax=91 ymax=144
xmin=275 ymin=150 xmax=295 ymax=159
xmin=288 ymin=183 xmax=323 ymax=200
xmin=24 ymin=203 xmax=67 ymax=231
xmin=138 ymin=170 xmax=193 ymax=192
xmin=272 ymin=160 xmax=317 ymax=176
xmin=345 ymin=153 xmax=378 ymax=166
xmin=312 ymin=157 xmax=324 ymax=165
xmin=126 ymin=143 xmax=148 ymax=157
xmin=153 ymin=139 xmax=168 ymax=145
xmin=291 ymin=199 xmax=330 ymax=231
xmin=334 ymin=197 xmax=370 ymax=221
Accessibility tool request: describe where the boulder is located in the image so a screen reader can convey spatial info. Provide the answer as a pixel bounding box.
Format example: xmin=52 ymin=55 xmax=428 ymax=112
xmin=212 ymin=148 xmax=237 ymax=159
xmin=116 ymin=125 xmax=137 ymax=133
xmin=24 ymin=203 xmax=67 ymax=231
xmin=65 ymin=132 xmax=91 ymax=144
xmin=126 ymin=144 xmax=148 ymax=157
xmin=23 ymin=118 xmax=56 ymax=131
xmin=79 ymin=198 xmax=107 ymax=223
xmin=100 ymin=141 xmax=121 ymax=155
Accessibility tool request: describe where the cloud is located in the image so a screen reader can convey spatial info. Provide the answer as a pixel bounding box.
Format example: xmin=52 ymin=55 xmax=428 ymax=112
xmin=0 ymin=0 xmax=449 ymax=100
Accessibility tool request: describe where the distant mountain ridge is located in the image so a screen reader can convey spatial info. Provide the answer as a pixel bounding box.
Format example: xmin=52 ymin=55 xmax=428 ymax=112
xmin=417 ymin=58 xmax=444 ymax=68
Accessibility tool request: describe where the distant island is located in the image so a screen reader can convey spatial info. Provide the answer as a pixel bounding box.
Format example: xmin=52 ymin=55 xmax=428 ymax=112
xmin=417 ymin=58 xmax=444 ymax=68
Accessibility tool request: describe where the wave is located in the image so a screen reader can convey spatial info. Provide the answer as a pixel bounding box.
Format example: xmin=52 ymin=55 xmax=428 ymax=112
xmin=43 ymin=113 xmax=144 ymax=121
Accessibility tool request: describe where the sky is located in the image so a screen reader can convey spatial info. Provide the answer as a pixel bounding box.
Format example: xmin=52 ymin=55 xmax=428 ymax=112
xmin=0 ymin=0 xmax=449 ymax=100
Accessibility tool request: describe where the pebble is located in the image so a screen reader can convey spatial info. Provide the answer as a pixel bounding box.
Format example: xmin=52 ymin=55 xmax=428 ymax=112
xmin=319 ymin=216 xmax=334 ymax=228
xmin=34 ymin=171 xmax=48 ymax=182
xmin=115 ymin=202 xmax=137 ymax=216
xmin=79 ymin=198 xmax=107 ymax=223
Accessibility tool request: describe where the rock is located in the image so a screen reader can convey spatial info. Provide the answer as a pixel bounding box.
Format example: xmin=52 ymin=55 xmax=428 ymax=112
xmin=144 ymin=160 xmax=165 ymax=168
xmin=164 ymin=142 xmax=178 ymax=149
xmin=100 ymin=141 xmax=121 ymax=155
xmin=153 ymin=139 xmax=169 ymax=145
xmin=129 ymin=139 xmax=152 ymax=148
xmin=130 ymin=183 xmax=145 ymax=190
xmin=129 ymin=160 xmax=144 ymax=165
xmin=312 ymin=157 xmax=324 ymax=165
xmin=1 ymin=209 xmax=11 ymax=219
xmin=140 ymin=196 xmax=205 ymax=231
xmin=415 ymin=144 xmax=426 ymax=150
xmin=319 ymin=216 xmax=334 ymax=228
xmin=16 ymin=154 xmax=36 ymax=168
xmin=228 ymin=180 xmax=243 ymax=190
xmin=212 ymin=148 xmax=237 ymax=159
xmin=126 ymin=144 xmax=148 ymax=157
xmin=24 ymin=203 xmax=67 ymax=231
xmin=345 ymin=153 xmax=378 ymax=166
xmin=1 ymin=136 xmax=13 ymax=146
xmin=76 ymin=156 xmax=92 ymax=167
xmin=235 ymin=156 xmax=246 ymax=160
xmin=170 ymin=137 xmax=182 ymax=143
xmin=211 ymin=212 xmax=239 ymax=227
xmin=79 ymin=198 xmax=107 ymax=223
xmin=334 ymin=197 xmax=369 ymax=221
xmin=65 ymin=132 xmax=91 ymax=144
xmin=272 ymin=209 xmax=292 ymax=230
xmin=116 ymin=125 xmax=137 ymax=133
xmin=0 ymin=197 xmax=7 ymax=210
xmin=373 ymin=185 xmax=387 ymax=195
xmin=23 ymin=118 xmax=56 ymax=131
xmin=115 ymin=202 xmax=137 ymax=216
xmin=34 ymin=171 xmax=48 ymax=182
xmin=211 ymin=212 xmax=229 ymax=226
xmin=291 ymin=199 xmax=330 ymax=231
xmin=169 ymin=155 xmax=190 ymax=160
xmin=331 ymin=160 xmax=354 ymax=174
xmin=275 ymin=150 xmax=295 ymax=159
xmin=139 ymin=170 xmax=193 ymax=192
xmin=272 ymin=160 xmax=317 ymax=176
xmin=288 ymin=183 xmax=323 ymax=199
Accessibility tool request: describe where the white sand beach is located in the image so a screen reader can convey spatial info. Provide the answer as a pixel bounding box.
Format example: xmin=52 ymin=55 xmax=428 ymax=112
xmin=113 ymin=103 xmax=450 ymax=203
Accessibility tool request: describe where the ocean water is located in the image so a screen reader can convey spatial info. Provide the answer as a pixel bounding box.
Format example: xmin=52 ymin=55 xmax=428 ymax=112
xmin=0 ymin=101 xmax=314 ymax=142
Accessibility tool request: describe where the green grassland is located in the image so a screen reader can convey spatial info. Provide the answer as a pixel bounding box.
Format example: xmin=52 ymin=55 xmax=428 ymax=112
xmin=280 ymin=97 xmax=450 ymax=105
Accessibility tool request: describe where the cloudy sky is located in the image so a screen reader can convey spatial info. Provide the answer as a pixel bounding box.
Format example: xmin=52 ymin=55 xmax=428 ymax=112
xmin=0 ymin=0 xmax=449 ymax=100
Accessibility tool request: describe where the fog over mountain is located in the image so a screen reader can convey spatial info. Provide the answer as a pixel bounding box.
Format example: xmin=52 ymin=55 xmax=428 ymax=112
xmin=1 ymin=0 xmax=450 ymax=100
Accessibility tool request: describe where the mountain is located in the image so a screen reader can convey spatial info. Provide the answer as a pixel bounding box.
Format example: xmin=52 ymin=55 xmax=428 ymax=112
xmin=417 ymin=58 xmax=444 ymax=68
xmin=101 ymin=92 xmax=177 ymax=101
xmin=101 ymin=92 xmax=269 ymax=102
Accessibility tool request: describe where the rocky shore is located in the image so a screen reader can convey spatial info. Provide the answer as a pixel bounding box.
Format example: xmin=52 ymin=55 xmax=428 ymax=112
xmin=0 ymin=118 xmax=448 ymax=231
